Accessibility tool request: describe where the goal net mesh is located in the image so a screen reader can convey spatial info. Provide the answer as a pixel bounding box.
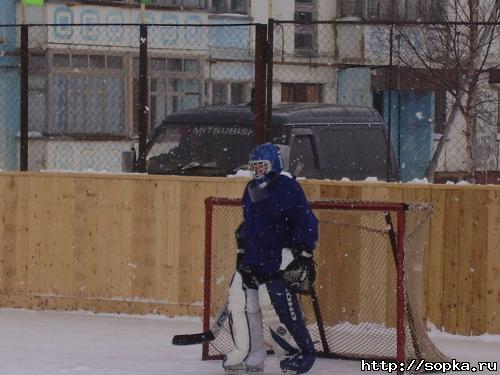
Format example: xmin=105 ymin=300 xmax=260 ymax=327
xmin=202 ymin=198 xmax=449 ymax=367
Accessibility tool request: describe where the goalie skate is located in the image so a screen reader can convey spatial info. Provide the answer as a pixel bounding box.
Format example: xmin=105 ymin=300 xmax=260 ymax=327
xmin=223 ymin=363 xmax=264 ymax=374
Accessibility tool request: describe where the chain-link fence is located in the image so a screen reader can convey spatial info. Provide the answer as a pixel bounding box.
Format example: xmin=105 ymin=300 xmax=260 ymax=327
xmin=1 ymin=16 xmax=499 ymax=183
xmin=270 ymin=18 xmax=500 ymax=183
xmin=0 ymin=25 xmax=20 ymax=172
xmin=0 ymin=22 xmax=257 ymax=173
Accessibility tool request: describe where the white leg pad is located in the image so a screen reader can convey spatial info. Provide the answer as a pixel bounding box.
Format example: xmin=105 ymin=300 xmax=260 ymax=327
xmin=246 ymin=288 xmax=265 ymax=356
xmin=258 ymin=283 xmax=299 ymax=356
xmin=224 ymin=272 xmax=265 ymax=369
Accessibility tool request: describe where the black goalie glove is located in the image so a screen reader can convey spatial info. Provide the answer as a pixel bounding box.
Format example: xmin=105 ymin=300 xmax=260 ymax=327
xmin=280 ymin=249 xmax=316 ymax=294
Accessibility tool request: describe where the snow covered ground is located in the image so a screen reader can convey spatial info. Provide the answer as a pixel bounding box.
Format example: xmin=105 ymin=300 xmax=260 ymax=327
xmin=0 ymin=308 xmax=498 ymax=375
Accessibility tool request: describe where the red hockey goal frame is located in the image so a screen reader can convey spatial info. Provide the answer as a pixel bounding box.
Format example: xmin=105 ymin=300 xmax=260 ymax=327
xmin=202 ymin=196 xmax=441 ymax=368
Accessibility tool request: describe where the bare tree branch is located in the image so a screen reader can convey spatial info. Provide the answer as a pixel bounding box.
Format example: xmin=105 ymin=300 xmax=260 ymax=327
xmin=393 ymin=0 xmax=499 ymax=181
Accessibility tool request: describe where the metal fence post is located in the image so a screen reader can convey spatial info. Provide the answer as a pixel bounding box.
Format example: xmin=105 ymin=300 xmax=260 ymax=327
xmin=266 ymin=18 xmax=274 ymax=143
xmin=20 ymin=25 xmax=29 ymax=171
xmin=387 ymin=23 xmax=394 ymax=182
xmin=254 ymin=23 xmax=267 ymax=146
xmin=137 ymin=24 xmax=149 ymax=173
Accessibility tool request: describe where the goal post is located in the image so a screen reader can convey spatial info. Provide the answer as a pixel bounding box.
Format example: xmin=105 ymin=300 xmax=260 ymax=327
xmin=202 ymin=197 xmax=449 ymax=368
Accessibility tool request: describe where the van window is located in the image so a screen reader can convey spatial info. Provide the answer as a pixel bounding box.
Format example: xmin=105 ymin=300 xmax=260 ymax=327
xmin=149 ymin=124 xmax=254 ymax=171
xmin=355 ymin=128 xmax=387 ymax=178
xmin=319 ymin=127 xmax=387 ymax=179
xmin=319 ymin=129 xmax=356 ymax=177
xmin=289 ymin=134 xmax=320 ymax=177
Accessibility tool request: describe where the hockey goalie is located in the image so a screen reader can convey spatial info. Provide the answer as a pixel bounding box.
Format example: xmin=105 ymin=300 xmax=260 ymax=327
xmin=223 ymin=143 xmax=318 ymax=375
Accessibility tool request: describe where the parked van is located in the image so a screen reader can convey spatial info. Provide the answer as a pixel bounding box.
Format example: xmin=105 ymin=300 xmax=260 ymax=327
xmin=145 ymin=103 xmax=398 ymax=181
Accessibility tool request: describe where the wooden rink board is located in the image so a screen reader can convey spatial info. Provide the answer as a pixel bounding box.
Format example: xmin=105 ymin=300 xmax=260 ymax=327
xmin=0 ymin=171 xmax=499 ymax=335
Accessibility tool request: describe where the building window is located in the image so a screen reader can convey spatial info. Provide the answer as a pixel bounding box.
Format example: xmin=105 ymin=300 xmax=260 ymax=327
xmin=340 ymin=0 xmax=444 ymax=21
xmin=211 ymin=82 xmax=250 ymax=105
xmin=180 ymin=0 xmax=206 ymax=7
xmin=339 ymin=0 xmax=363 ymax=18
xmin=281 ymin=83 xmax=322 ymax=103
xmin=230 ymin=83 xmax=247 ymax=104
xmin=211 ymin=0 xmax=248 ymax=15
xmin=80 ymin=0 xmax=128 ymax=4
xmin=131 ymin=0 xmax=206 ymax=7
xmin=49 ymin=52 xmax=125 ymax=136
xmin=366 ymin=0 xmax=393 ymax=20
xmin=81 ymin=0 xmax=207 ymax=5
xmin=212 ymin=82 xmax=227 ymax=104
xmin=294 ymin=0 xmax=317 ymax=55
xmin=28 ymin=55 xmax=48 ymax=134
xmin=133 ymin=56 xmax=203 ymax=135
xmin=403 ymin=0 xmax=446 ymax=21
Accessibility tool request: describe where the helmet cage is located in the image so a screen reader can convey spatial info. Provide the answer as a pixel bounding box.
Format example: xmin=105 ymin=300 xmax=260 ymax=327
xmin=249 ymin=159 xmax=272 ymax=179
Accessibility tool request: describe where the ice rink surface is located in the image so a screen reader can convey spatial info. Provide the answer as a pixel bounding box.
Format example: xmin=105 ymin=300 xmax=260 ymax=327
xmin=0 ymin=308 xmax=498 ymax=375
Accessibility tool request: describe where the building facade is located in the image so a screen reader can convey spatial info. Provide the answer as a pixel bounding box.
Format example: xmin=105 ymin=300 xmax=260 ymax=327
xmin=2 ymin=0 xmax=256 ymax=171
xmin=0 ymin=0 xmax=498 ymax=182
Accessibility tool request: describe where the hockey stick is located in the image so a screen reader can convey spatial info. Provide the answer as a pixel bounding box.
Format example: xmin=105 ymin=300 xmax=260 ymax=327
xmin=309 ymin=285 xmax=331 ymax=354
xmin=172 ymin=299 xmax=228 ymax=345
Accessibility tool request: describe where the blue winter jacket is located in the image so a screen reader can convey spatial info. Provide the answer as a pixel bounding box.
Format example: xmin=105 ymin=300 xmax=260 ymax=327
xmin=241 ymin=174 xmax=318 ymax=275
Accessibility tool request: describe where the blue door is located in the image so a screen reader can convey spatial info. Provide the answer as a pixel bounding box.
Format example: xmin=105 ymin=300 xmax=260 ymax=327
xmin=383 ymin=91 xmax=433 ymax=182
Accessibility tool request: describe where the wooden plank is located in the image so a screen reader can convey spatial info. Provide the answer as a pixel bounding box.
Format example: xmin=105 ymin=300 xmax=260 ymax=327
xmin=486 ymin=189 xmax=500 ymax=333
xmin=1 ymin=176 xmax=16 ymax=294
xmin=407 ymin=186 xmax=433 ymax=320
xmin=426 ymin=188 xmax=445 ymax=330
xmin=359 ymin=185 xmax=393 ymax=327
xmin=191 ymin=181 xmax=218 ymax=305
xmin=151 ymin=179 xmax=172 ymax=302
xmin=177 ymin=181 xmax=207 ymax=304
xmin=359 ymin=212 xmax=391 ymax=327
xmin=72 ymin=178 xmax=99 ymax=298
xmin=117 ymin=180 xmax=133 ymax=299
xmin=177 ymin=181 xmax=193 ymax=305
xmin=301 ymin=181 xmax=321 ymax=200
xmin=456 ymin=188 xmax=474 ymax=335
xmin=441 ymin=188 xmax=461 ymax=333
xmin=164 ymin=181 xmax=182 ymax=305
xmin=0 ymin=175 xmax=30 ymax=296
xmin=48 ymin=176 xmax=75 ymax=296
xmin=45 ymin=176 xmax=64 ymax=295
xmin=95 ymin=178 xmax=124 ymax=299
xmin=130 ymin=180 xmax=157 ymax=300
xmin=45 ymin=176 xmax=63 ymax=295
xmin=140 ymin=181 xmax=160 ymax=300
xmin=27 ymin=176 xmax=52 ymax=296
xmin=319 ymin=182 xmax=356 ymax=201
xmin=470 ymin=189 xmax=490 ymax=334
xmin=129 ymin=179 xmax=144 ymax=300
xmin=209 ymin=186 xmax=240 ymax=315
xmin=385 ymin=187 xmax=403 ymax=329
xmin=361 ymin=183 xmax=392 ymax=202
xmin=0 ymin=176 xmax=6 ymax=293
xmin=322 ymin=210 xmax=361 ymax=325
